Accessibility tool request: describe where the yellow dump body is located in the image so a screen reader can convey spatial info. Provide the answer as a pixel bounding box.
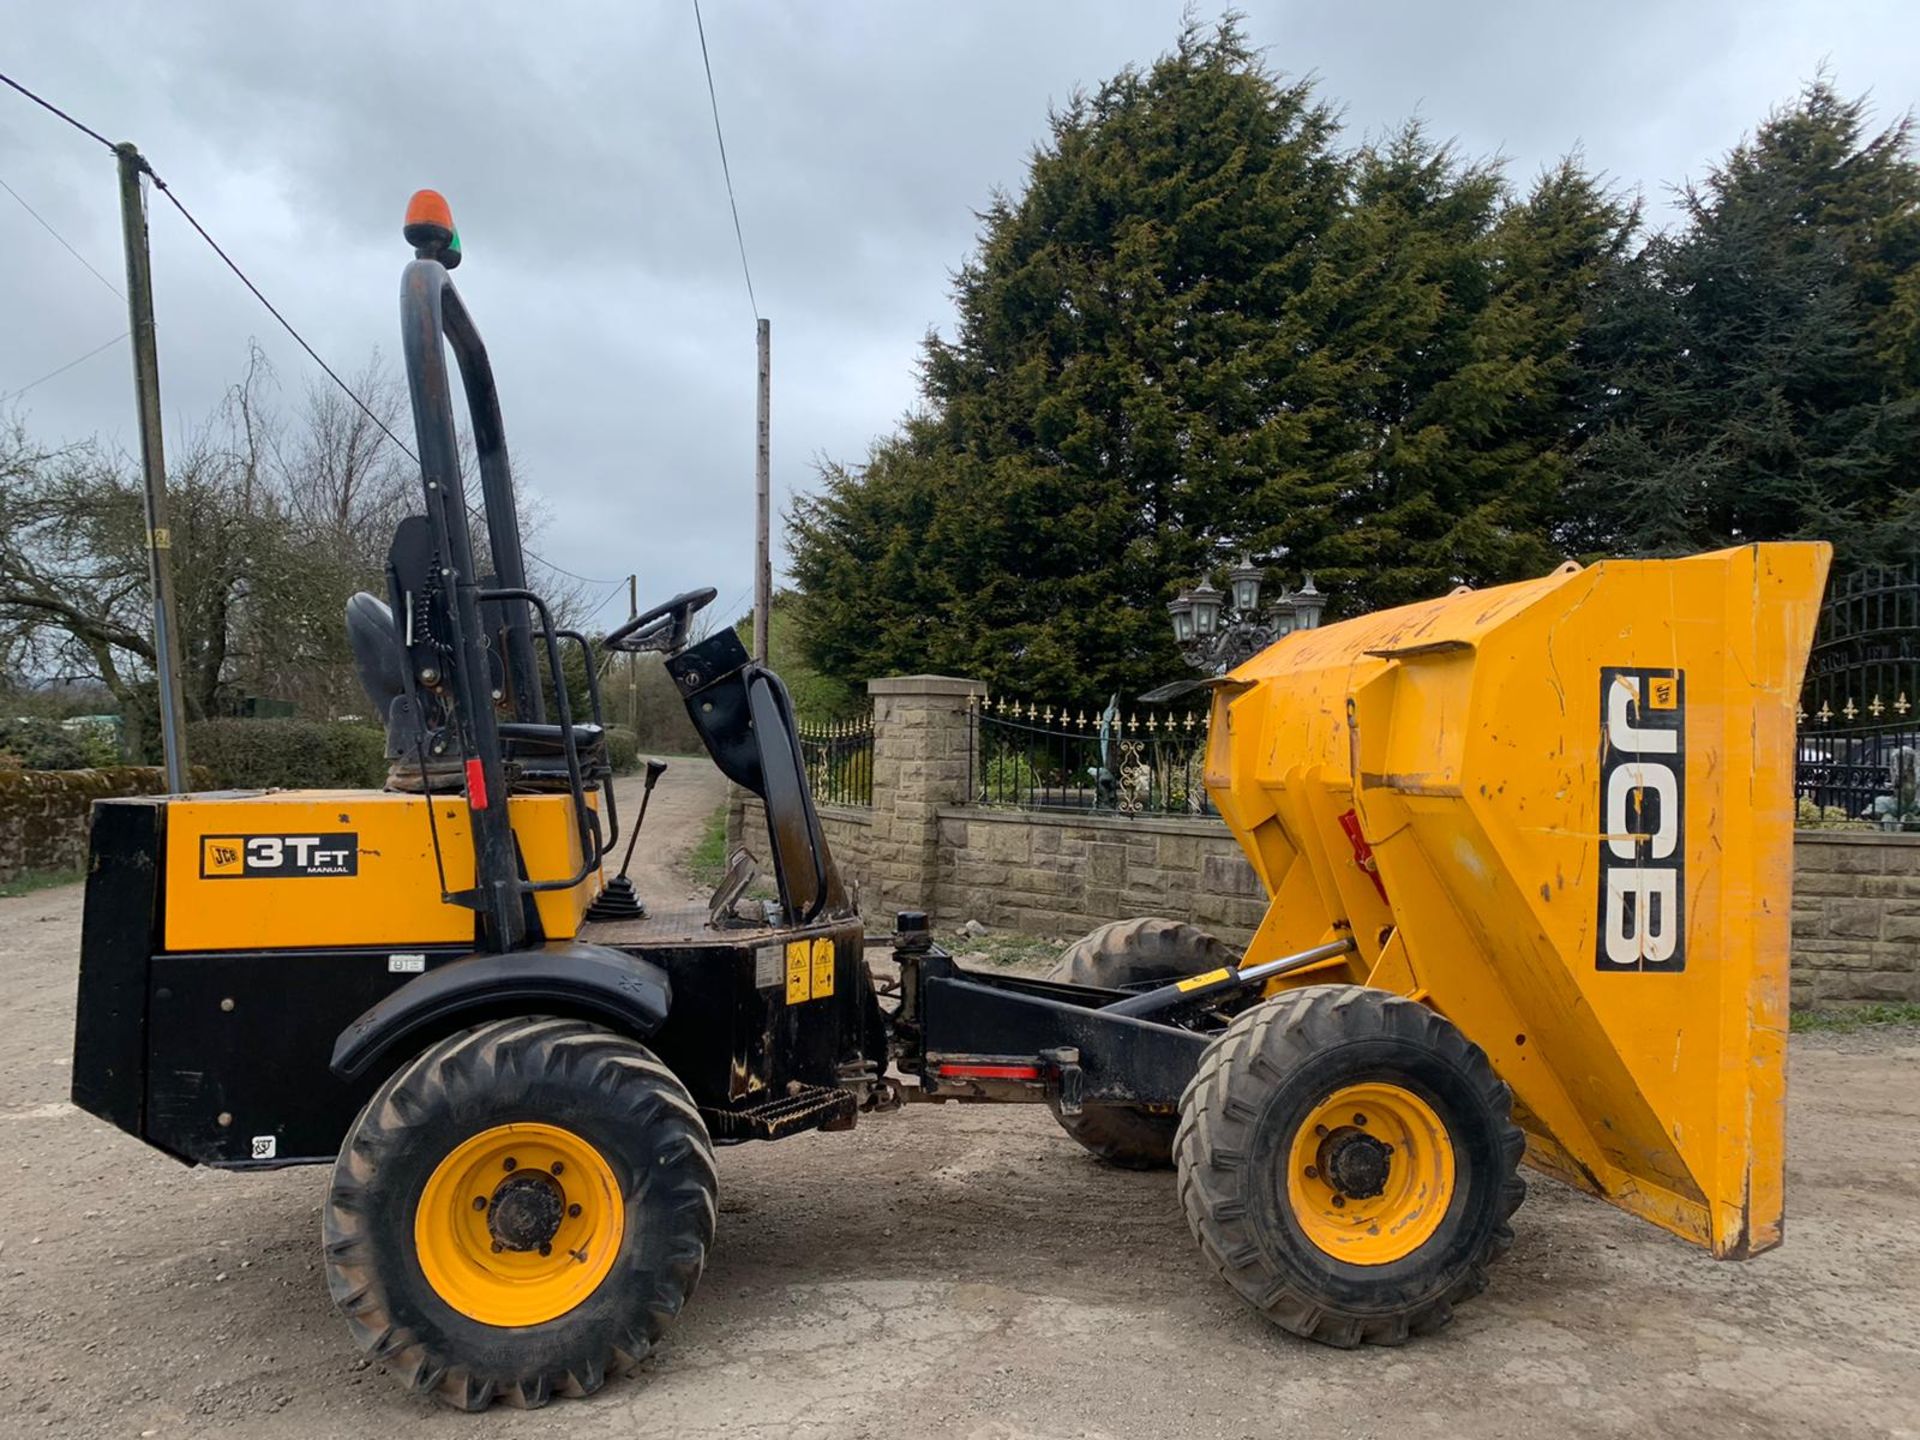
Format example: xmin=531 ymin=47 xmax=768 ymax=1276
xmin=1206 ymin=543 xmax=1829 ymax=1258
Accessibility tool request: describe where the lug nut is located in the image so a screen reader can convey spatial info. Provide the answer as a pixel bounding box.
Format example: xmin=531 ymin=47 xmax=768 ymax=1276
xmin=473 ymin=1196 xmax=487 ymax=1211
xmin=538 ymin=1242 xmax=552 ymax=1257
xmin=1303 ymin=1166 xmax=1318 ymax=1180
xmin=1314 ymin=1124 xmax=1329 ymax=1137
xmin=551 ymin=1161 xmax=565 ymax=1176
xmin=491 ymin=1241 xmax=504 ymax=1253
xmin=1331 ymin=1195 xmax=1346 ymax=1208
xmin=503 ymin=1157 xmax=517 ymax=1172
xmin=1353 ymin=1113 xmax=1367 ymax=1126
xmin=568 ymin=1204 xmax=582 ymax=1218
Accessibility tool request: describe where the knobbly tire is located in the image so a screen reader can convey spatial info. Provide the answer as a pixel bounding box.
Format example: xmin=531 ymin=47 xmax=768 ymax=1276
xmin=323 ymin=1016 xmax=717 ymax=1410
xmin=1175 ymin=985 xmax=1525 ymax=1346
xmin=1045 ymin=917 xmax=1237 ymax=1169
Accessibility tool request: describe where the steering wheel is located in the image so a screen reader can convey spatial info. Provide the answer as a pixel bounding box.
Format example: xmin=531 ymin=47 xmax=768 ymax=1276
xmin=602 ymin=586 xmax=718 ymax=655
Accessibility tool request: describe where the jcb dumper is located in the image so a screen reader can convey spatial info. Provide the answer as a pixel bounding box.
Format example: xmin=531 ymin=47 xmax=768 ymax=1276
xmin=909 ymin=544 xmax=1826 ymax=1346
xmin=68 ymin=186 xmax=1830 ymax=1411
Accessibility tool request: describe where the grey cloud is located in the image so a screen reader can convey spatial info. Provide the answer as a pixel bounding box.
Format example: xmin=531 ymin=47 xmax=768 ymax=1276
xmin=5 ymin=0 xmax=1916 ymax=621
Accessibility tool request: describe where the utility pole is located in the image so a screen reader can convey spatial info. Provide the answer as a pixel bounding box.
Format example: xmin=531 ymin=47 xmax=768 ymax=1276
xmin=753 ymin=317 xmax=771 ymax=664
xmin=626 ymin=573 xmax=639 ymax=733
xmin=116 ymin=142 xmax=191 ymax=792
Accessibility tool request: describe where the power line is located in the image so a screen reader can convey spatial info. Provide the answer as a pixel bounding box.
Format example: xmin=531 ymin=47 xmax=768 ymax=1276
xmin=577 ymin=579 xmax=629 ymax=629
xmin=530 ymin=554 xmax=625 ymax=587
xmin=0 ymin=71 xmax=114 ymax=153
xmin=1 ymin=68 xmax=623 ymax=591
xmin=145 ymin=177 xmax=421 ymax=464
xmin=0 ymin=330 xmax=128 ymax=405
xmin=0 ymin=174 xmax=121 ymax=298
xmin=691 ymin=0 xmax=760 ymax=320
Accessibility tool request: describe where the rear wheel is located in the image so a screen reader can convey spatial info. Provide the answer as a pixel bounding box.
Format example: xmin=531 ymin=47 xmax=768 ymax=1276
xmin=1175 ymin=985 xmax=1524 ymax=1345
xmin=323 ymin=1017 xmax=717 ymax=1409
xmin=1045 ymin=917 xmax=1236 ymax=1169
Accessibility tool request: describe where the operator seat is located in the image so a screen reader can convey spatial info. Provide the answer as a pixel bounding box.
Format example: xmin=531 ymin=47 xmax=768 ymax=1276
xmin=346 ymin=591 xmax=610 ymax=793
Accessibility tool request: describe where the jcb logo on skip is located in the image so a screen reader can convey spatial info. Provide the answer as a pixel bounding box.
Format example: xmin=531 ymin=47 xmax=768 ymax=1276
xmin=1596 ymin=668 xmax=1685 ymax=972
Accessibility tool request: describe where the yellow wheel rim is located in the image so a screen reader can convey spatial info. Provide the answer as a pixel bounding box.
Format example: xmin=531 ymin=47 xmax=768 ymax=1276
xmin=1286 ymin=1082 xmax=1455 ymax=1266
xmin=415 ymin=1122 xmax=624 ymax=1326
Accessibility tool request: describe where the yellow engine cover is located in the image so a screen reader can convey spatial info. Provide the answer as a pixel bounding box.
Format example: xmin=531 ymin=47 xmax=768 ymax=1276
xmin=1207 ymin=543 xmax=1830 ymax=1260
xmin=163 ymin=789 xmax=600 ymax=951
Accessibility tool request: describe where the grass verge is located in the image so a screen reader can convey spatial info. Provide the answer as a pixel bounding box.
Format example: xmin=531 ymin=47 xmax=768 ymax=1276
xmin=949 ymin=931 xmax=1069 ymax=972
xmin=685 ymin=804 xmax=730 ymax=889
xmin=1791 ymin=1002 xmax=1920 ymax=1033
xmin=0 ymin=866 xmax=85 ymax=900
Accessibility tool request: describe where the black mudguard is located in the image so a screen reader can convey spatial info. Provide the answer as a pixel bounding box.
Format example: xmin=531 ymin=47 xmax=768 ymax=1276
xmin=330 ymin=941 xmax=671 ymax=1082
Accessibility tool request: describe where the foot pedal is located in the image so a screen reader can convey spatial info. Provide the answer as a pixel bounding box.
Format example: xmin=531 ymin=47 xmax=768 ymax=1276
xmin=701 ymin=1084 xmax=858 ymax=1141
xmin=587 ymin=875 xmax=646 ymax=920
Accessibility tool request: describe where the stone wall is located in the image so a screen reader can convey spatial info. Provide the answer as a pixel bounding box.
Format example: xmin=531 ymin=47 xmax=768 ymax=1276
xmin=724 ymin=673 xmax=1920 ymax=1007
xmin=1790 ymin=832 xmax=1920 ymax=1008
xmin=0 ymin=767 xmax=179 ymax=883
xmin=934 ymin=807 xmax=1265 ymax=944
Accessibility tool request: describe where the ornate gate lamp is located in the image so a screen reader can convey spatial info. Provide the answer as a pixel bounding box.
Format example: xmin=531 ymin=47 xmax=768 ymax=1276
xmin=1168 ymin=557 xmax=1325 ymax=675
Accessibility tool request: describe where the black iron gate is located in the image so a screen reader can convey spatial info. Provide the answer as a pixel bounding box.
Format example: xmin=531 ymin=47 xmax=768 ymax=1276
xmin=1798 ymin=561 xmax=1920 ymax=822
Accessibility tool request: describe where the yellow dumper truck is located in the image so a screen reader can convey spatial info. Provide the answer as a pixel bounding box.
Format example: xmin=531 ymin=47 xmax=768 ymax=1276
xmin=68 ymin=191 xmax=1830 ymax=1406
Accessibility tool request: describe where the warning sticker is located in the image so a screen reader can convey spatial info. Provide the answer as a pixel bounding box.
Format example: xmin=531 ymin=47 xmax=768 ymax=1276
xmin=811 ymin=937 xmax=836 ymax=998
xmin=785 ymin=940 xmax=811 ymax=1005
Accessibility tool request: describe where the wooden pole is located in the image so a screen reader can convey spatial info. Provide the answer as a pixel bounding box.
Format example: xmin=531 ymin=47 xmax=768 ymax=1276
xmin=754 ymin=317 xmax=771 ymax=664
xmin=116 ymin=142 xmax=191 ymax=791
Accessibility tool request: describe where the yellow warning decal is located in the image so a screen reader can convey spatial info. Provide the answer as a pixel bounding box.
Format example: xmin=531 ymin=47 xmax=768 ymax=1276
xmin=810 ymin=937 xmax=836 ymax=998
xmin=1176 ymin=967 xmax=1233 ymax=993
xmin=785 ymin=940 xmax=811 ymax=1005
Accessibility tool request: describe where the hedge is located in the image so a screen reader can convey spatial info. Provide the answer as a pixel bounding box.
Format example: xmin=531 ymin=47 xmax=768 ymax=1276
xmin=0 ymin=766 xmax=210 ymax=884
xmin=0 ymin=716 xmax=120 ymax=770
xmin=187 ymin=719 xmax=387 ymax=791
xmin=603 ymin=724 xmax=640 ymax=775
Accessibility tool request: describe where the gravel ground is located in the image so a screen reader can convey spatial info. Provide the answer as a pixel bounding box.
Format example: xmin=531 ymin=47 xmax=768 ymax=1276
xmin=1 ymin=759 xmax=1917 ymax=1439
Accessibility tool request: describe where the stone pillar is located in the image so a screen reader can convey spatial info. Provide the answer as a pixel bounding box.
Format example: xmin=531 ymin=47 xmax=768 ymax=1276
xmin=865 ymin=674 xmax=985 ymax=922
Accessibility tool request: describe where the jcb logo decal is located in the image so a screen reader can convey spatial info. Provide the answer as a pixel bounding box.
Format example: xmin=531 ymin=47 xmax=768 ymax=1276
xmin=1596 ymin=669 xmax=1684 ymax=972
xmin=200 ymin=832 xmax=359 ymax=879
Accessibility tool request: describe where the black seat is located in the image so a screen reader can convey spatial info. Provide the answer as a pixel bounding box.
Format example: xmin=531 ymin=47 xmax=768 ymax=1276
xmin=499 ymin=721 xmax=610 ymax=788
xmin=498 ymin=721 xmax=606 ymax=755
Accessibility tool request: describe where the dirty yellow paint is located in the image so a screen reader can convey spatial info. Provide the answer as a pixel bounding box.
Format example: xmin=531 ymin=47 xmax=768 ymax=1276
xmin=1206 ymin=543 xmax=1829 ymax=1260
xmin=164 ymin=789 xmax=599 ymax=950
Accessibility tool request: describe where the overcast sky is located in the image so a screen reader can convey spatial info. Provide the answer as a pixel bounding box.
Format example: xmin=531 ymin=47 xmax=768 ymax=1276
xmin=6 ymin=1 xmax=1918 ymax=632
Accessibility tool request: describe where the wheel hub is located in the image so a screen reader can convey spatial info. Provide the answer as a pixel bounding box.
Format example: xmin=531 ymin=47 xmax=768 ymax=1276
xmin=415 ymin=1122 xmax=625 ymax=1327
xmin=1322 ymin=1130 xmax=1393 ymax=1200
xmin=487 ymin=1172 xmax=565 ymax=1252
xmin=1285 ymin=1082 xmax=1456 ymax=1266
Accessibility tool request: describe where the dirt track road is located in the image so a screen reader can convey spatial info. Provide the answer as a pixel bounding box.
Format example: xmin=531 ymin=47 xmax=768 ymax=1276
xmin=1 ymin=758 xmax=1917 ymax=1439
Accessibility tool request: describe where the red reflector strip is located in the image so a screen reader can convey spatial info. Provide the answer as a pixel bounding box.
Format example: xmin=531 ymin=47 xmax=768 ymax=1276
xmin=465 ymin=757 xmax=489 ymax=810
xmin=935 ymin=1062 xmax=1042 ymax=1081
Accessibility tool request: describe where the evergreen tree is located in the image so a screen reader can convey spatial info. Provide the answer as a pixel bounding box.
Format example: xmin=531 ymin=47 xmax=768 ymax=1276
xmin=792 ymin=17 xmax=1350 ymax=698
xmin=792 ymin=20 xmax=1630 ymax=696
xmin=1570 ymin=79 xmax=1920 ymax=564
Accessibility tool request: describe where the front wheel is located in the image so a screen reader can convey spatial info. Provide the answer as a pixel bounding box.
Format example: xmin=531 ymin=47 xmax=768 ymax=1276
xmin=323 ymin=1017 xmax=717 ymax=1409
xmin=1175 ymin=986 xmax=1525 ymax=1346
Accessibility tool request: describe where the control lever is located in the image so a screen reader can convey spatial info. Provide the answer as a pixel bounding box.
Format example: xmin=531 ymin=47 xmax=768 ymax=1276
xmin=587 ymin=758 xmax=668 ymax=921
